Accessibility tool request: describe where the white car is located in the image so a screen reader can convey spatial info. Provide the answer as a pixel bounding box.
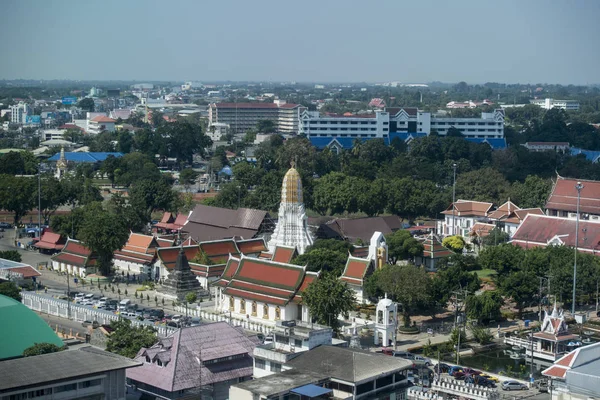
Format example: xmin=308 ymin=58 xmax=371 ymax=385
xmin=171 ymin=315 xmax=183 ymax=324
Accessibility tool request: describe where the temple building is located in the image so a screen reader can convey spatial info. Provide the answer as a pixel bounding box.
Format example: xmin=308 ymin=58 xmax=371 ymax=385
xmin=213 ymin=255 xmax=318 ymax=325
xmin=55 ymin=146 xmax=68 ymax=179
xmin=268 ymin=164 xmax=314 ymax=255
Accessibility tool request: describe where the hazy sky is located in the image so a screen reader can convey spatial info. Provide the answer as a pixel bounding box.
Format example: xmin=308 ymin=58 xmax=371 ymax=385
xmin=1 ymin=0 xmax=599 ymax=84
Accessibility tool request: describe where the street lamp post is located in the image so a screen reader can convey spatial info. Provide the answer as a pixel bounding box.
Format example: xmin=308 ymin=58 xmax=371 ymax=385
xmin=38 ymin=164 xmax=41 ymax=240
xmin=452 ymin=163 xmax=457 ymax=236
xmin=572 ymin=182 xmax=584 ymax=315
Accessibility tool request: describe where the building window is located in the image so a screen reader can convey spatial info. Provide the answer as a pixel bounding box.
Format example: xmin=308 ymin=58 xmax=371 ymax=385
xmin=240 ymin=299 xmax=246 ymax=314
xmin=252 ymin=301 xmax=257 ymax=316
xmin=270 ymin=362 xmax=282 ymax=372
xmin=294 ymin=339 xmax=303 ymax=348
xmin=79 ymin=379 xmax=102 ymax=389
xmin=229 ymin=296 xmax=234 ymax=311
xmin=275 ymin=306 xmax=281 ymax=320
xmin=255 ymin=359 xmax=266 ymax=369
xmin=263 ymin=304 xmax=269 ymax=319
xmin=55 ymin=383 xmax=78 ymax=393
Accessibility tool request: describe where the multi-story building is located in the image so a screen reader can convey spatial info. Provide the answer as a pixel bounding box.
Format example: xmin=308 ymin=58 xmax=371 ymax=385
xmin=9 ymin=102 xmax=31 ymax=124
xmin=208 ymin=100 xmax=305 ymax=134
xmin=87 ymin=115 xmax=116 ymax=134
xmin=531 ymin=98 xmax=580 ymax=111
xmin=302 ymin=107 xmax=506 ymax=150
xmin=545 ymin=176 xmax=600 ymax=220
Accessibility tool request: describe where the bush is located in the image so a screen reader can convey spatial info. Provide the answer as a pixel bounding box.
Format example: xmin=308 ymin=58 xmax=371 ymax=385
xmin=471 ymin=324 xmax=493 ymax=345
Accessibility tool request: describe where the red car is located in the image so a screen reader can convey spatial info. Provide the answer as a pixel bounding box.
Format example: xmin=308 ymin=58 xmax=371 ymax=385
xmin=380 ymin=348 xmax=394 ymax=356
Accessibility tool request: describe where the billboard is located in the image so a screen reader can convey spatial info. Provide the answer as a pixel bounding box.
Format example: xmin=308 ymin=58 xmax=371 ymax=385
xmin=25 ymin=116 xmax=41 ymax=125
xmin=62 ymin=96 xmax=77 ymax=105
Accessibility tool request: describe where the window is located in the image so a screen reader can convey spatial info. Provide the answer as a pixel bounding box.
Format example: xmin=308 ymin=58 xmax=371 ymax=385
xmin=252 ymin=301 xmax=257 ymax=316
xmin=275 ymin=306 xmax=281 ymax=320
xmin=79 ymin=379 xmax=102 ymax=389
xmin=270 ymin=362 xmax=282 ymax=372
xmin=229 ymin=296 xmax=234 ymax=311
xmin=263 ymin=304 xmax=269 ymax=319
xmin=255 ymin=359 xmax=266 ymax=369
xmin=294 ymin=339 xmax=303 ymax=348
xmin=276 ymin=335 xmax=288 ymax=345
xmin=55 ymin=383 xmax=77 ymax=393
xmin=240 ymin=299 xmax=246 ymax=314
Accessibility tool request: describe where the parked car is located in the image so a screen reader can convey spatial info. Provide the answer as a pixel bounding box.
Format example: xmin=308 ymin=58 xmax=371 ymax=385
xmin=502 ymin=380 xmax=528 ymax=391
xmin=0 ymin=222 xmax=12 ymax=228
xmin=392 ymin=351 xmax=414 ymax=360
xmin=150 ymin=309 xmax=165 ymax=319
xmin=171 ymin=315 xmax=183 ymax=324
xmin=190 ymin=317 xmax=201 ymax=326
xmin=380 ymin=348 xmax=394 ymax=356
xmin=448 ymin=366 xmax=464 ymax=376
xmin=536 ymin=380 xmax=549 ymax=393
xmin=413 ymin=355 xmax=432 ymax=366
xmin=480 ymin=374 xmax=499 ymax=383
xmin=462 ymin=367 xmax=482 ymax=376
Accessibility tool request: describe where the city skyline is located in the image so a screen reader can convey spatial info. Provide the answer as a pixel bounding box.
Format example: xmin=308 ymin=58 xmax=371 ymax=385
xmin=1 ymin=0 xmax=600 ymax=85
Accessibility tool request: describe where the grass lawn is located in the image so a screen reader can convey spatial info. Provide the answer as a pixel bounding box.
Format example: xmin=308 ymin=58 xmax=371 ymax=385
xmin=475 ymin=269 xmax=497 ymax=279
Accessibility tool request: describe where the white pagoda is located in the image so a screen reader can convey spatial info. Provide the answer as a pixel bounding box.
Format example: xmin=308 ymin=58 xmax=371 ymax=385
xmin=268 ymin=164 xmax=314 ymax=255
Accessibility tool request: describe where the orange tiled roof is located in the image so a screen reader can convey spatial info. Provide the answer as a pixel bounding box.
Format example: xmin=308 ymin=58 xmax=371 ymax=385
xmin=441 ymin=200 xmax=493 ymax=217
xmin=272 ymin=245 xmax=297 ymax=264
xmin=340 ymin=256 xmax=370 ymax=285
xmin=236 ymin=238 xmax=268 ymax=255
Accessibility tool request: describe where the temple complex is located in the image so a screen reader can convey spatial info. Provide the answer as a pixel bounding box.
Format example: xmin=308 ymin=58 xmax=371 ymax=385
xmin=268 ymin=164 xmax=314 ymax=255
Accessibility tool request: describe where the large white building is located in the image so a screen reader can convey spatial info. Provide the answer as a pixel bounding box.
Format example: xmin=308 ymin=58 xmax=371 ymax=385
xmin=531 ymin=98 xmax=580 ymax=111
xmin=301 ymin=107 xmax=505 ymax=140
xmin=9 ymin=102 xmax=32 ymax=124
xmin=208 ymin=100 xmax=305 ymax=134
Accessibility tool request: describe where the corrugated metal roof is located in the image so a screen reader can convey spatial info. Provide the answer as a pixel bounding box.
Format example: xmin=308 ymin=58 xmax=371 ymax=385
xmin=47 ymin=152 xmax=124 ymax=162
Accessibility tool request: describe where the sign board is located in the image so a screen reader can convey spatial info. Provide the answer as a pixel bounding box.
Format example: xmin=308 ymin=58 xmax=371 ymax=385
xmin=62 ymin=97 xmax=77 ymax=105
xmin=25 ymin=115 xmax=41 ymax=125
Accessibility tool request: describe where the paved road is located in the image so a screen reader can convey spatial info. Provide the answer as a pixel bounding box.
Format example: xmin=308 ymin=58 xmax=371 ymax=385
xmin=36 ymin=311 xmax=88 ymax=338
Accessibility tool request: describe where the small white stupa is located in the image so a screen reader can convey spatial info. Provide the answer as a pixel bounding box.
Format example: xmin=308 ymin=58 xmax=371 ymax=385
xmin=268 ymin=162 xmax=314 ymax=255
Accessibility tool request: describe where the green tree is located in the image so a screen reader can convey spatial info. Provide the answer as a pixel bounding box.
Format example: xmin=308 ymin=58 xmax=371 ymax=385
xmin=78 ymin=203 xmax=129 ymax=276
xmin=0 ymin=281 xmax=22 ymax=301
xmin=510 ymin=175 xmax=552 ymax=209
xmin=0 ymin=250 xmax=22 ymax=262
xmin=105 ymin=319 xmax=157 ymax=358
xmin=430 ymin=261 xmax=480 ymax=308
xmin=469 ymin=325 xmax=493 ymax=345
xmin=498 ymin=270 xmax=538 ymax=318
xmin=455 ymin=167 xmax=511 ymax=205
xmin=77 ymin=98 xmax=95 ymax=112
xmin=442 ymin=235 xmax=466 ymax=253
xmin=292 ymin=239 xmax=352 ymax=275
xmin=385 ymin=230 xmax=424 ymax=264
xmin=40 ymin=176 xmax=68 ymax=223
xmin=179 ymin=168 xmax=198 ymax=191
xmin=128 ymin=179 xmax=180 ymax=221
xmin=0 ymin=175 xmax=36 ymax=225
xmin=375 ymin=264 xmax=432 ymax=327
xmin=481 ymin=228 xmax=510 ymax=247
xmin=478 ymin=244 xmax=524 ymax=276
xmin=160 ymin=120 xmax=212 ymax=163
xmin=22 ymin=342 xmax=64 ymax=357
xmin=466 ymin=291 xmax=503 ymax=325
xmin=256 ymin=119 xmax=276 ymax=133
xmin=0 ymin=151 xmax=38 ymax=175
xmin=302 ymin=272 xmax=356 ymax=334
xmin=185 ymin=292 xmax=197 ymax=305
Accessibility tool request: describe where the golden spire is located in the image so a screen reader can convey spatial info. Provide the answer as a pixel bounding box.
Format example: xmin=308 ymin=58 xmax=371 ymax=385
xmin=281 ymin=164 xmax=303 ymax=204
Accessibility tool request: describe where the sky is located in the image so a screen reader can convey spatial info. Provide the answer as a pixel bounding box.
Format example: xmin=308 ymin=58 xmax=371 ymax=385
xmin=1 ymin=0 xmax=599 ymax=84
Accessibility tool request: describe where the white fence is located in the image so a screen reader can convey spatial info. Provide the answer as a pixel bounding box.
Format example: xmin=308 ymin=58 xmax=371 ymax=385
xmin=21 ymin=292 xmax=176 ymax=337
xmin=431 ymin=377 xmax=499 ymax=400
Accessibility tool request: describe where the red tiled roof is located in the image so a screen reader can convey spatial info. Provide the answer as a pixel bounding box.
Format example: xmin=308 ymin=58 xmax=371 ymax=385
xmin=272 ymin=246 xmax=296 ymax=264
xmin=90 ymin=115 xmax=116 ymax=123
xmin=487 ymin=200 xmax=520 ymax=220
xmin=159 ymin=212 xmax=174 ymax=224
xmin=156 ymin=237 xmax=175 ymax=247
xmin=7 ymin=266 xmax=41 ymax=278
xmin=422 ymin=234 xmax=453 ymax=259
xmin=229 ymin=280 xmax=294 ymax=299
xmin=556 ymin=351 xmax=575 ymax=367
xmin=441 ymin=200 xmax=494 ymax=217
xmin=199 ymin=239 xmax=240 ymax=263
xmin=63 ymin=240 xmax=92 ymax=257
xmin=340 ymin=256 xmax=370 ymax=285
xmin=189 ymin=263 xmax=226 ymax=278
xmin=510 ymin=215 xmax=600 ymax=254
xmin=223 ymin=288 xmax=288 ymax=306
xmin=52 ymin=253 xmax=88 ymax=268
xmin=470 ymin=222 xmax=495 ymax=238
xmin=542 ymin=365 xmax=568 ymax=379
xmin=546 ymin=176 xmax=600 ymax=215
xmin=235 ymin=258 xmax=304 ymax=290
xmin=293 ymin=272 xmax=318 ymax=303
xmin=156 ymin=246 xmax=199 ymax=270
xmin=236 ymin=238 xmax=268 ymax=255
xmin=51 ymin=239 xmax=97 ymax=268
xmin=125 ymin=233 xmax=156 ymax=252
xmin=34 ymin=231 xmax=65 ymax=250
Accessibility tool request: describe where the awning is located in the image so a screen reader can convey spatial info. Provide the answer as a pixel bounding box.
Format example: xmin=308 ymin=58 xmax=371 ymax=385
xmin=291 ymin=384 xmax=332 ymax=397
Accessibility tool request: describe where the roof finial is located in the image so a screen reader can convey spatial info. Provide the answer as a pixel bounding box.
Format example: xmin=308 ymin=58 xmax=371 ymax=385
xmin=291 ymin=157 xmax=297 ymax=169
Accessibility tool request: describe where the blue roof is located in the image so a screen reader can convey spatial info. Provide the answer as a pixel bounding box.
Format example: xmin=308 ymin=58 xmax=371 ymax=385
xmin=309 ymin=134 xmax=506 ymax=150
xmin=570 ymin=147 xmax=600 ymax=163
xmin=291 ymin=384 xmax=332 ymax=397
xmin=219 ymin=166 xmax=233 ymax=175
xmin=47 ymin=152 xmax=124 ymax=163
xmin=464 ymin=138 xmax=507 ymax=150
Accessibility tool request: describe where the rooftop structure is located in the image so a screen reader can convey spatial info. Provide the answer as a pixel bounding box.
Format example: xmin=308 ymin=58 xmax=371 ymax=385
xmin=415 ymin=233 xmax=453 ymax=272
xmin=127 ymin=322 xmax=258 ymax=400
xmin=268 ymin=165 xmax=314 ymax=255
xmin=339 ymin=256 xmax=372 ymax=303
xmin=50 ymin=238 xmax=98 ymax=277
xmin=153 ymin=212 xmax=188 ymax=233
xmin=0 ymin=294 xmax=64 ymax=360
xmin=439 ymin=200 xmax=494 ymax=237
xmin=0 ymin=258 xmax=41 ymax=282
xmin=230 ymin=369 xmax=330 ymax=400
xmin=317 ymin=215 xmax=403 ymax=243
xmin=183 ymin=204 xmax=271 ymax=242
xmin=542 ymin=342 xmax=600 ymax=399
xmin=113 ymin=233 xmax=161 ymax=278
xmin=33 ymin=231 xmax=66 ymax=253
xmin=47 ymin=151 xmax=124 ymax=163
xmin=0 ymin=346 xmax=141 ymax=399
xmin=546 ymin=175 xmax=600 ymax=220
xmin=510 ymin=214 xmax=600 ymax=255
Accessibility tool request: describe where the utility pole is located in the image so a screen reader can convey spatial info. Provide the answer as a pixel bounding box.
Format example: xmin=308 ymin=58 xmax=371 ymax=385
xmin=572 ymin=182 xmax=584 ymax=315
xmin=37 ymin=163 xmax=41 ymax=240
xmin=452 ymin=163 xmax=457 ymax=236
xmin=452 ymin=288 xmax=468 ymax=365
xmin=66 ymin=270 xmax=71 ymax=319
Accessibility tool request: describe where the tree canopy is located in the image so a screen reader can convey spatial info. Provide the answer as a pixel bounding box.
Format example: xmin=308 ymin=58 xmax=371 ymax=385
xmin=22 ymin=342 xmax=65 ymax=357
xmin=105 ymin=319 xmax=157 ymax=358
